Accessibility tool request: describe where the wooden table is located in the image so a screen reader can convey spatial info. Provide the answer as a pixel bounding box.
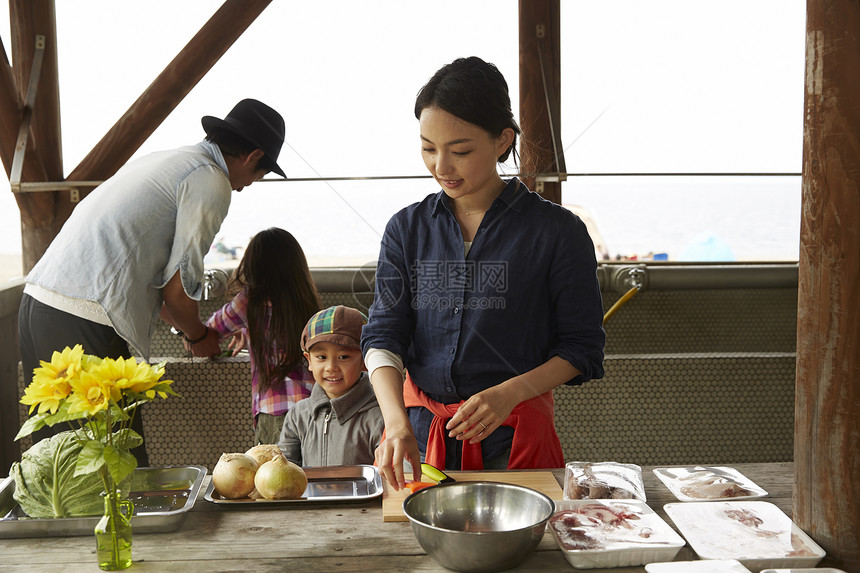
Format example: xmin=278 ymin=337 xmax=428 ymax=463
xmin=0 ymin=462 xmax=797 ymax=572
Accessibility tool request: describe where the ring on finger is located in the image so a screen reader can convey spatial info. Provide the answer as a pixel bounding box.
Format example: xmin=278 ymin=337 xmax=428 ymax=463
xmin=479 ymin=422 xmax=487 ymax=430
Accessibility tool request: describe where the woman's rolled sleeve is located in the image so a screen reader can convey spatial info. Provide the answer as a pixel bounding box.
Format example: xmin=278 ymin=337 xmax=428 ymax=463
xmin=360 ymin=215 xmax=416 ymax=358
xmin=548 ymin=212 xmax=606 ymax=384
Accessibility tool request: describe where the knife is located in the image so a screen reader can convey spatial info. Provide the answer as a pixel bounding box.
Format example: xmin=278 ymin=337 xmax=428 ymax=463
xmin=421 ymin=463 xmax=456 ymax=484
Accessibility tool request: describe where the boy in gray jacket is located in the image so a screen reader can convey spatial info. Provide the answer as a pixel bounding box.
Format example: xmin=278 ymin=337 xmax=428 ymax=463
xmin=278 ymin=306 xmax=383 ymax=466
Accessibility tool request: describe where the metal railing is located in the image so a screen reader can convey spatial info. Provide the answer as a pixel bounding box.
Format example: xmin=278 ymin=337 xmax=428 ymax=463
xmin=191 ymin=262 xmax=802 ymax=300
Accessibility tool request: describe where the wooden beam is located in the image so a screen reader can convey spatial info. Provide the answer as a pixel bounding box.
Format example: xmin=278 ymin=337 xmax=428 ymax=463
xmin=795 ymin=0 xmax=860 ymax=569
xmin=9 ymin=0 xmax=64 ymax=273
xmin=67 ymin=0 xmax=274 ymax=188
xmin=0 ymin=35 xmax=21 ymax=171
xmin=518 ymin=0 xmax=562 ymax=204
xmin=9 ymin=35 xmax=46 ymax=191
xmin=0 ymin=35 xmax=49 ymax=184
xmin=11 ymin=0 xmax=62 ymax=182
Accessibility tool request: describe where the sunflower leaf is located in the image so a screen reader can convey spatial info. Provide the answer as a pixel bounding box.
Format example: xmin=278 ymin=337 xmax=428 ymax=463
xmin=75 ymin=440 xmax=106 ymax=476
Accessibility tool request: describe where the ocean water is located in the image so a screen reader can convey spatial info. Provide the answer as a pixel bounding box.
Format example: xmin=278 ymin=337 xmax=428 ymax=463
xmin=1 ymin=175 xmax=801 ymax=267
xmin=207 ymin=175 xmax=802 ymax=265
xmin=564 ymin=175 xmax=802 ymax=261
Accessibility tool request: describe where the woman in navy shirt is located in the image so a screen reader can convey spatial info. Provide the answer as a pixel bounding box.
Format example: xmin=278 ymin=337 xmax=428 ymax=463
xmin=361 ymin=57 xmax=605 ymax=489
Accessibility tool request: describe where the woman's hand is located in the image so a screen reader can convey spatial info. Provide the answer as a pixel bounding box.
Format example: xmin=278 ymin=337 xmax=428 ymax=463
xmin=445 ymin=358 xmax=583 ymax=443
xmin=368 ymin=365 xmax=421 ymax=490
xmin=445 ymin=384 xmax=519 ymax=443
xmin=375 ymin=423 xmax=421 ymax=491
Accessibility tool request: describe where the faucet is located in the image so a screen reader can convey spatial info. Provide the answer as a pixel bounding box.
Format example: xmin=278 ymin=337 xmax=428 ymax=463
xmin=203 ymin=269 xmax=229 ymax=300
xmin=622 ymin=265 xmax=646 ymax=292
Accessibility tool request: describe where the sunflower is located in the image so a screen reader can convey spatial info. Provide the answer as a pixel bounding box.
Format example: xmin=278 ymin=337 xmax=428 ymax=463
xmin=17 ymin=345 xmax=179 ymax=498
xmin=33 ymin=343 xmax=84 ymax=384
xmin=20 ymin=344 xmax=84 ymax=414
xmin=67 ymin=370 xmax=113 ymax=416
xmin=141 ymin=363 xmax=174 ymax=399
xmin=94 ymin=356 xmax=161 ymax=396
xmin=20 ymin=379 xmax=71 ymax=415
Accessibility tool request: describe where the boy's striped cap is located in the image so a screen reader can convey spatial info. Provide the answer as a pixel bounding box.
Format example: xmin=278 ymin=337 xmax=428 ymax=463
xmin=301 ymin=305 xmax=368 ymax=352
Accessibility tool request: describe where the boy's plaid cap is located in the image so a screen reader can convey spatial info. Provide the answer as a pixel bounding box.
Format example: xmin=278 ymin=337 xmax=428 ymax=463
xmin=301 ymin=305 xmax=368 ymax=352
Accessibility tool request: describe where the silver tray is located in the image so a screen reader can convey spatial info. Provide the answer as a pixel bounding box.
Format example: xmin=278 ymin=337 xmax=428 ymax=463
xmin=204 ymin=464 xmax=382 ymax=505
xmin=0 ymin=465 xmax=207 ymax=538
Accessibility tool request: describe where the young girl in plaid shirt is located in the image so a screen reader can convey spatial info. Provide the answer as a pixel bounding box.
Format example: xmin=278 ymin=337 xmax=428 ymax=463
xmin=206 ymin=228 xmax=321 ymax=444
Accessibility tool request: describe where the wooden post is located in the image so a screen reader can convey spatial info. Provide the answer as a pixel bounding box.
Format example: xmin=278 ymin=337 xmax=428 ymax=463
xmin=795 ymin=0 xmax=860 ymax=570
xmin=8 ymin=0 xmax=65 ymax=274
xmin=518 ymin=0 xmax=563 ymax=204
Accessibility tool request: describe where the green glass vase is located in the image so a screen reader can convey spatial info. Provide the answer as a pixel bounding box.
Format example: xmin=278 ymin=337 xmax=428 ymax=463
xmin=94 ymin=489 xmax=133 ymax=570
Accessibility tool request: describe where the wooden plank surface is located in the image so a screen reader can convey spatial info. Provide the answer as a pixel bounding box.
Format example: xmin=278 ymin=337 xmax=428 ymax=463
xmin=382 ymin=470 xmax=564 ymax=521
xmin=0 ymin=463 xmax=814 ymax=573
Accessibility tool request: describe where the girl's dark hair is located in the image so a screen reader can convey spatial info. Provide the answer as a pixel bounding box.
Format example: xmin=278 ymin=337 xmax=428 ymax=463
xmin=414 ymin=56 xmax=521 ymax=163
xmin=228 ymin=227 xmax=321 ymax=394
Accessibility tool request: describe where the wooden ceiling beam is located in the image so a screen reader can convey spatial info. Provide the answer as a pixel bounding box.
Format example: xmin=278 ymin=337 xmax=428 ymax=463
xmin=67 ymin=0 xmax=274 ymax=190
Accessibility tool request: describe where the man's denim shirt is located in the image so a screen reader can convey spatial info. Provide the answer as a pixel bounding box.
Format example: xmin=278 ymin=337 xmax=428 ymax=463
xmin=27 ymin=140 xmax=232 ymax=358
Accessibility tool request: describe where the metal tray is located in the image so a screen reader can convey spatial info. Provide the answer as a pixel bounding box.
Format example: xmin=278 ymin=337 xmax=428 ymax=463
xmin=0 ymin=465 xmax=207 ymax=538
xmin=204 ymin=464 xmax=382 ymax=505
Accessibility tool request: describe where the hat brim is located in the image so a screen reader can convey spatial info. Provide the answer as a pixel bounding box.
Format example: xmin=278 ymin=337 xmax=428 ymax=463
xmin=202 ymin=115 xmax=287 ymax=178
xmin=302 ymin=333 xmax=361 ymax=353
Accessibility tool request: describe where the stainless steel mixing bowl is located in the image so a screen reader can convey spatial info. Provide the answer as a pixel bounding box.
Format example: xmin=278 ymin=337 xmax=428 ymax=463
xmin=402 ymin=481 xmax=555 ymax=573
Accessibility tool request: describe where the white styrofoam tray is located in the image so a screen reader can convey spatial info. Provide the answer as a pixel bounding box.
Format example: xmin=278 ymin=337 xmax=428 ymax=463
xmin=664 ymin=501 xmax=825 ymax=571
xmin=645 ymin=559 xmax=752 ymax=572
xmin=548 ymin=499 xmax=685 ymax=569
xmin=760 ymin=569 xmax=847 ymax=573
xmin=653 ymin=466 xmax=767 ymax=502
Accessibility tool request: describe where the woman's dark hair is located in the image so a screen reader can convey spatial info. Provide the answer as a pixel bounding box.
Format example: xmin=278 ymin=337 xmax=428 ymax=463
xmin=414 ymin=56 xmax=521 ymax=163
xmin=205 ymin=129 xmax=270 ymax=173
xmin=228 ymin=227 xmax=321 ymax=394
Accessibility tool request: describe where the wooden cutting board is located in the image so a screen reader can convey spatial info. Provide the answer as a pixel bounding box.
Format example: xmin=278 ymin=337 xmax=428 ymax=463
xmin=382 ymin=470 xmax=563 ymax=522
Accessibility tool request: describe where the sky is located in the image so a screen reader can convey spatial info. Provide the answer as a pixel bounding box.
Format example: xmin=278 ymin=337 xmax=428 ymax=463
xmin=0 ymin=1 xmax=807 ymax=260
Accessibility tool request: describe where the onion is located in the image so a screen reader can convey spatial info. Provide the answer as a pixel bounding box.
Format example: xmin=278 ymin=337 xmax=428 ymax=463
xmin=212 ymin=452 xmax=259 ymax=499
xmin=245 ymin=444 xmax=287 ymax=466
xmin=254 ymin=457 xmax=308 ymax=500
xmin=244 ymin=445 xmax=286 ymax=499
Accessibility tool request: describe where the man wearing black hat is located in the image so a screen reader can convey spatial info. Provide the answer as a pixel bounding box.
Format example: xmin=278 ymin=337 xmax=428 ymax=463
xmin=18 ymin=99 xmax=287 ymax=465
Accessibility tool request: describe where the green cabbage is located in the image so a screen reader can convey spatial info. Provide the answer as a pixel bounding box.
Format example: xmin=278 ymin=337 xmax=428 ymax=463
xmin=11 ymin=431 xmax=107 ymax=518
